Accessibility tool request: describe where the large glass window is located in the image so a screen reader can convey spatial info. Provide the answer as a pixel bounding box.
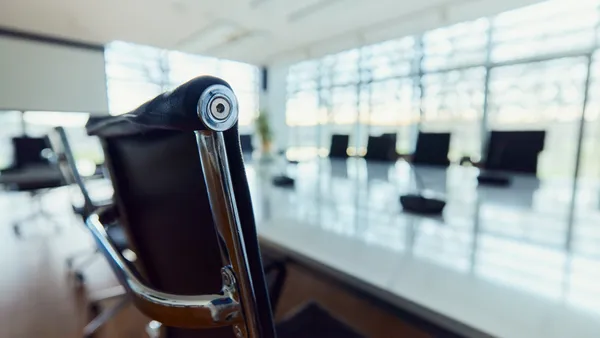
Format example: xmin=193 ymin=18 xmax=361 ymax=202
xmin=285 ymin=0 xmax=600 ymax=178
xmin=105 ymin=42 xmax=259 ymax=128
xmin=421 ymin=67 xmax=486 ymax=161
xmin=491 ymin=0 xmax=598 ymax=63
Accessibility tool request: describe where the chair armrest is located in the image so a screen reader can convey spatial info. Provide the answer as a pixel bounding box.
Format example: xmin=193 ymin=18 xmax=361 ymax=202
xmin=86 ymin=209 xmax=243 ymax=329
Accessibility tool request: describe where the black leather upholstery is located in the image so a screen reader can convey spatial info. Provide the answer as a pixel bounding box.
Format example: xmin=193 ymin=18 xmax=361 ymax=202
xmin=87 ymin=76 xmax=232 ymax=137
xmin=412 ymin=132 xmax=451 ymax=166
xmin=364 ymin=134 xmax=397 ymax=162
xmin=329 ymin=134 xmax=349 ymax=158
xmin=484 ymin=131 xmax=545 ymax=174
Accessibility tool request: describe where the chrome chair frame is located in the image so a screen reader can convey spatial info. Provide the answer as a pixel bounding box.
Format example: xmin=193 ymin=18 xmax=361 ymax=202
xmin=86 ymin=84 xmax=266 ymax=337
xmin=48 ymin=127 xmax=129 ymax=337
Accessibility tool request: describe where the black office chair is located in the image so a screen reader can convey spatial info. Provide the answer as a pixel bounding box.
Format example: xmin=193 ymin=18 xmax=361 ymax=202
xmin=329 ymin=134 xmax=350 ymax=158
xmin=477 ymin=130 xmax=546 ymax=186
xmin=483 ymin=130 xmax=545 ymax=173
xmin=364 ymin=134 xmax=397 ymax=162
xmin=239 ymin=134 xmax=254 ymax=154
xmin=86 ymin=76 xmax=362 ymax=338
xmin=0 ymin=136 xmax=64 ymax=237
xmin=411 ymin=132 xmax=451 ymax=167
xmin=46 ymin=126 xmax=130 ymax=337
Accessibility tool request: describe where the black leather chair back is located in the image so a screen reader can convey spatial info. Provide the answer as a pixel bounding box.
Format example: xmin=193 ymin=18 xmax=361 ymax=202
xmin=87 ymin=76 xmax=275 ymax=338
xmin=329 ymin=134 xmax=349 ymax=158
xmin=240 ymin=134 xmax=254 ymax=154
xmin=364 ymin=134 xmax=397 ymax=162
xmin=412 ymin=132 xmax=451 ymax=166
xmin=12 ymin=136 xmax=50 ymax=168
xmin=484 ymin=130 xmax=545 ymax=174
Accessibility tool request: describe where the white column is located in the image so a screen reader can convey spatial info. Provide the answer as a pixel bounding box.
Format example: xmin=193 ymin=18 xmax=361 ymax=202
xmin=259 ymin=62 xmax=291 ymax=151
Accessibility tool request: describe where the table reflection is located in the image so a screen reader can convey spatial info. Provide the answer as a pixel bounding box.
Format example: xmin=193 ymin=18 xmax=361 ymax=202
xmin=246 ymin=157 xmax=600 ymax=318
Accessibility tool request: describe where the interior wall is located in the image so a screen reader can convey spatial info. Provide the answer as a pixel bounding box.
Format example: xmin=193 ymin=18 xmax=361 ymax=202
xmin=0 ymin=34 xmax=109 ymax=114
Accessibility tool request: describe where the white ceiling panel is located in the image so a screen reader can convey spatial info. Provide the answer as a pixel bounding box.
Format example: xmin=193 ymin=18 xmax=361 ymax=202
xmin=0 ymin=0 xmax=543 ymax=65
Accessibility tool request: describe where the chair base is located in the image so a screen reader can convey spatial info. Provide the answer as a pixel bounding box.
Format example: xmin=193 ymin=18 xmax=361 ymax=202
xmin=83 ymin=286 xmax=129 ymax=337
xmin=13 ymin=191 xmax=61 ymax=239
xmin=67 ymin=248 xmax=101 ymax=286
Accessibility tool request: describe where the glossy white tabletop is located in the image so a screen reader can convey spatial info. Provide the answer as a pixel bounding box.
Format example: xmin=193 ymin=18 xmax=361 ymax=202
xmin=245 ymin=157 xmax=600 ymax=338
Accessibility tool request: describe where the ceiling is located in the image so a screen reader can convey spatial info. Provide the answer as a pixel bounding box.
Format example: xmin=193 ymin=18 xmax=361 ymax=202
xmin=0 ymin=0 xmax=541 ymax=65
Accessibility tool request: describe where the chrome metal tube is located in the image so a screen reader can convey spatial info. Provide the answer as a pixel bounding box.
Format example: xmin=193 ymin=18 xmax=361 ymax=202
xmin=86 ymin=213 xmax=242 ymax=329
xmin=195 ymin=130 xmax=261 ymax=338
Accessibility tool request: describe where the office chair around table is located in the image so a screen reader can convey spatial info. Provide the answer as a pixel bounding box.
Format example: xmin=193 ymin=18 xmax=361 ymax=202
xmin=46 ymin=126 xmax=131 ymax=337
xmin=0 ymin=136 xmax=65 ymax=237
xmin=85 ymin=76 xmax=362 ymax=338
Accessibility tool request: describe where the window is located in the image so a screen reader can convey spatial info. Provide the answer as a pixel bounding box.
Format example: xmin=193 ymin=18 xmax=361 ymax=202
xmin=285 ymin=0 xmax=600 ymax=175
xmin=423 ymin=19 xmax=489 ymax=72
xmin=105 ymin=42 xmax=259 ymax=128
xmin=421 ymin=67 xmax=486 ymax=161
xmin=491 ymin=0 xmax=598 ymax=62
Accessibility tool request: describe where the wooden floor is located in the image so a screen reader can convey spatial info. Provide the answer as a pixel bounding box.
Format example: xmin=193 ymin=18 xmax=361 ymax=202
xmin=0 ymin=188 xmax=148 ymax=338
xmin=0 ymin=188 xmax=427 ymax=338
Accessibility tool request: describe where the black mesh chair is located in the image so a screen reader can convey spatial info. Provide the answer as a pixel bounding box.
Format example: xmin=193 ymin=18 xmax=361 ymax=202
xmin=47 ymin=126 xmax=130 ymax=337
xmin=0 ymin=136 xmax=64 ymax=236
xmin=411 ymin=132 xmax=451 ymax=167
xmin=86 ymin=76 xmax=361 ymax=338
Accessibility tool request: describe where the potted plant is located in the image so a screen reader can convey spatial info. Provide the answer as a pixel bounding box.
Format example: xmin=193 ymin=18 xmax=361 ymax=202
xmin=256 ymin=110 xmax=273 ymax=154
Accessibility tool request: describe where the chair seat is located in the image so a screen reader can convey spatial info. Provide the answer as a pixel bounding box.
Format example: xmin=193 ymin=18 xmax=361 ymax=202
xmin=276 ymin=303 xmax=363 ymax=338
xmin=0 ymin=164 xmax=63 ymax=191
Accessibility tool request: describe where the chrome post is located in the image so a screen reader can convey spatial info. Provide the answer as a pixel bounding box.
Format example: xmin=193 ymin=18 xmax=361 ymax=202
xmin=195 ymin=84 xmax=261 ymax=338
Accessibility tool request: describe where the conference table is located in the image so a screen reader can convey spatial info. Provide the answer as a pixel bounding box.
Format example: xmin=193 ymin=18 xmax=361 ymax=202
xmin=245 ymin=157 xmax=600 ymax=338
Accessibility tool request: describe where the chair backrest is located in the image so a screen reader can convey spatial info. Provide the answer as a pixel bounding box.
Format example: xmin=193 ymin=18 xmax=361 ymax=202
xmin=12 ymin=136 xmax=50 ymax=168
xmin=240 ymin=134 xmax=254 ymax=154
xmin=484 ymin=130 xmax=545 ymax=173
xmin=47 ymin=127 xmax=95 ymax=216
xmin=87 ymin=76 xmax=275 ymax=338
xmin=412 ymin=132 xmax=451 ymax=166
xmin=364 ymin=134 xmax=397 ymax=162
xmin=329 ymin=134 xmax=349 ymax=158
